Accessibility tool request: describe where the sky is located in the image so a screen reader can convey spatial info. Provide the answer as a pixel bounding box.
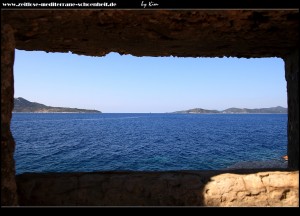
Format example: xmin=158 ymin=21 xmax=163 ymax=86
xmin=14 ymin=49 xmax=287 ymax=113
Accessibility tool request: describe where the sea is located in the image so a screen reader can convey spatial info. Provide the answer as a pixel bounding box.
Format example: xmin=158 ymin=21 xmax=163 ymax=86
xmin=11 ymin=113 xmax=288 ymax=174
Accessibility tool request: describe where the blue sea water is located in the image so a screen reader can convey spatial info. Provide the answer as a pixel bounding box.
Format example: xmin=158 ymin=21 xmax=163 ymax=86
xmin=11 ymin=113 xmax=287 ymax=174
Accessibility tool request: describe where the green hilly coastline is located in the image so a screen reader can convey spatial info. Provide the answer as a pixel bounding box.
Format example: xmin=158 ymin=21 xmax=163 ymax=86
xmin=13 ymin=97 xmax=101 ymax=113
xmin=174 ymin=106 xmax=287 ymax=114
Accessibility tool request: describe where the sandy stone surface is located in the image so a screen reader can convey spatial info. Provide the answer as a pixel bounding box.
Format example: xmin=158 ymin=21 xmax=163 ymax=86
xmin=16 ymin=170 xmax=298 ymax=206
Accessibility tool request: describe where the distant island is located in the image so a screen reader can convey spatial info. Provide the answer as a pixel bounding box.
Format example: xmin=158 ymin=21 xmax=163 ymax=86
xmin=13 ymin=97 xmax=101 ymax=113
xmin=173 ymin=106 xmax=287 ymax=114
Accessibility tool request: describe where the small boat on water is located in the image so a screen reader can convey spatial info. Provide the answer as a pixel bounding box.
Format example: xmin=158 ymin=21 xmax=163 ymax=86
xmin=282 ymin=155 xmax=288 ymax=161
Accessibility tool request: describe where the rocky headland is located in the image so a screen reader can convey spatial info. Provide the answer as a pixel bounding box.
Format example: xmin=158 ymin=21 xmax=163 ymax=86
xmin=173 ymin=106 xmax=287 ymax=114
xmin=13 ymin=97 xmax=101 ymax=113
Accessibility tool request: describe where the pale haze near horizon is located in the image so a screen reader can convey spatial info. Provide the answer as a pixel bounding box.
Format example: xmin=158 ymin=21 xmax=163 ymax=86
xmin=14 ymin=50 xmax=287 ymax=113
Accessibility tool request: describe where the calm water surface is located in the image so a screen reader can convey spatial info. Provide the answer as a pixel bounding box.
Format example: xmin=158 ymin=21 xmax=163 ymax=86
xmin=11 ymin=113 xmax=287 ymax=174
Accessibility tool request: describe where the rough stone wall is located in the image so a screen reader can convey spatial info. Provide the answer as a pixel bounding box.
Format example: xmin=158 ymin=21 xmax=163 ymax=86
xmin=1 ymin=10 xmax=299 ymax=58
xmin=284 ymin=50 xmax=299 ymax=170
xmin=16 ymin=171 xmax=298 ymax=206
xmin=1 ymin=24 xmax=18 ymax=206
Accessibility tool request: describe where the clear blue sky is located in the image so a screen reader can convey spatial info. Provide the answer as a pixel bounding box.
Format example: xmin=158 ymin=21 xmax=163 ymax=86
xmin=14 ymin=49 xmax=287 ymax=113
